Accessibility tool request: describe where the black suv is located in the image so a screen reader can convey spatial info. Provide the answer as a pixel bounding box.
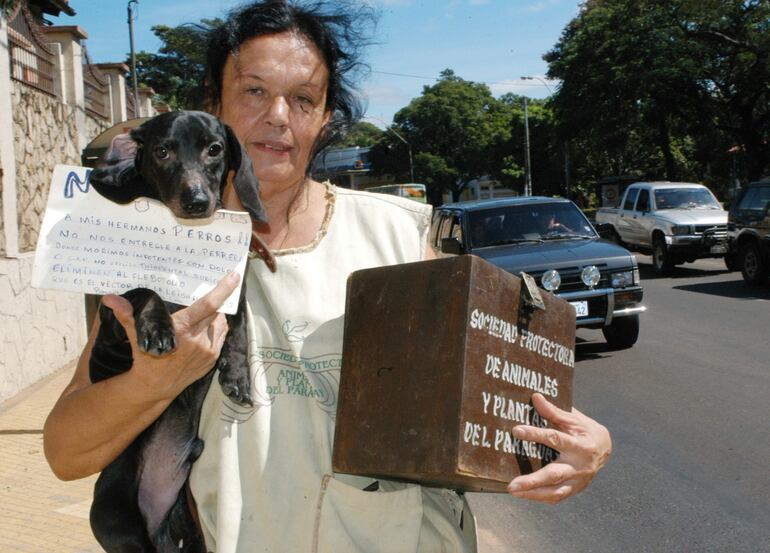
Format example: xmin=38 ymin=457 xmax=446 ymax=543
xmin=431 ymin=196 xmax=646 ymax=349
xmin=727 ymin=179 xmax=770 ymax=285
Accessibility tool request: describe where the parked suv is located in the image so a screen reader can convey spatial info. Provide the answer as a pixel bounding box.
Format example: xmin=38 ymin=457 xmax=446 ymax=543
xmin=431 ymin=197 xmax=646 ymax=349
xmin=727 ymin=179 xmax=770 ymax=285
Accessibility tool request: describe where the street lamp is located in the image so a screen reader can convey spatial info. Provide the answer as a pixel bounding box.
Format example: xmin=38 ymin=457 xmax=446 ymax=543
xmin=127 ymin=0 xmax=140 ymax=112
xmin=521 ymin=75 xmax=570 ymax=198
xmin=365 ymin=116 xmax=414 ymax=183
xmin=523 ymin=97 xmax=532 ymax=196
xmin=520 ymin=75 xmax=554 ymax=95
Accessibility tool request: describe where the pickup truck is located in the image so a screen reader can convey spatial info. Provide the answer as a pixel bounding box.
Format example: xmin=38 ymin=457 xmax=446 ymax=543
xmin=595 ymin=181 xmax=729 ymax=275
xmin=431 ymin=196 xmax=645 ymax=349
xmin=726 ymin=178 xmax=770 ymax=285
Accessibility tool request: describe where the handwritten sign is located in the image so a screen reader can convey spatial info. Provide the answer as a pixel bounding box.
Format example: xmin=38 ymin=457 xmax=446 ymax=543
xmin=32 ymin=165 xmax=252 ymax=314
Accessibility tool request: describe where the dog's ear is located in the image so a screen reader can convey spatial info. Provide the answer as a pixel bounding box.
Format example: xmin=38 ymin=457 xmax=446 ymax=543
xmin=89 ymin=129 xmax=154 ymax=203
xmin=223 ymin=123 xmax=268 ymax=224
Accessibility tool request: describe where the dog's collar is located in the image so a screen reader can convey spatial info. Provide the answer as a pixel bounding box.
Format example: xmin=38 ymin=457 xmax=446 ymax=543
xmin=249 ymin=230 xmax=277 ymax=273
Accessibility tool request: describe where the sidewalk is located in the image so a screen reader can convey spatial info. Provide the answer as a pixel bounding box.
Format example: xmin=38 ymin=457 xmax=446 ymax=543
xmin=0 ymin=364 xmax=101 ymax=553
xmin=0 ymin=366 xmax=503 ymax=553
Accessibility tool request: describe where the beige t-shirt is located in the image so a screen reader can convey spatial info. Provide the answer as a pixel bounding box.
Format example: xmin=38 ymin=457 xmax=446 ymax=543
xmin=190 ymin=185 xmax=476 ymax=552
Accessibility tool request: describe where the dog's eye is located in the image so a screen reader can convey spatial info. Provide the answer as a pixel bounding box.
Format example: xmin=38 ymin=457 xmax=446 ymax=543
xmin=208 ymin=143 xmax=223 ymax=157
xmin=154 ymin=146 xmax=169 ymax=160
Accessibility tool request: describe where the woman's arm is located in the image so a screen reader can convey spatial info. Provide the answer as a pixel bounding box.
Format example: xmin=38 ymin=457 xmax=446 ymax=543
xmin=43 ymin=273 xmax=239 ymax=481
xmin=506 ymin=393 xmax=612 ymax=503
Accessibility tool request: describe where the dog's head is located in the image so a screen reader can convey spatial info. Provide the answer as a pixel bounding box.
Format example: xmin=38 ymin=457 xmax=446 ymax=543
xmin=90 ymin=111 xmax=268 ymax=224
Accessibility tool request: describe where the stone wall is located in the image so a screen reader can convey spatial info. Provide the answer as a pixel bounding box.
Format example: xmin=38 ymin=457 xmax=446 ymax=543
xmin=13 ymin=82 xmax=80 ymax=252
xmin=0 ymin=255 xmax=86 ymax=403
xmin=1 ymin=83 xmax=107 ymax=403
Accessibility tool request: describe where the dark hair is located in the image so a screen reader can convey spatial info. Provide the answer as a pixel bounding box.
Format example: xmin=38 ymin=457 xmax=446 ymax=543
xmin=203 ymin=0 xmax=376 ymax=158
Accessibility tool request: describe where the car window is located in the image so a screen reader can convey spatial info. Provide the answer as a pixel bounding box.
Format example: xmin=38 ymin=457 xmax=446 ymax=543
xmin=737 ymin=186 xmax=770 ymax=213
xmin=623 ymin=188 xmax=639 ymax=210
xmin=654 ymin=187 xmax=720 ymax=210
xmin=636 ymin=189 xmax=650 ymax=212
xmin=436 ymin=213 xmax=454 ymax=246
xmin=449 ymin=215 xmax=463 ymax=243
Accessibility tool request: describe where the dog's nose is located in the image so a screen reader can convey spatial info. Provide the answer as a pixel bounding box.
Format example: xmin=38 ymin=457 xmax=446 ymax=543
xmin=181 ymin=190 xmax=211 ymax=216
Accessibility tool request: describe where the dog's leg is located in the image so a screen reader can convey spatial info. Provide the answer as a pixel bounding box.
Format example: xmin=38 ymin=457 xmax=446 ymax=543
xmin=90 ymin=439 xmax=155 ymax=552
xmin=217 ymin=291 xmax=253 ymax=406
xmin=141 ymin=373 xmax=214 ymax=553
xmin=126 ymin=288 xmax=178 ymax=356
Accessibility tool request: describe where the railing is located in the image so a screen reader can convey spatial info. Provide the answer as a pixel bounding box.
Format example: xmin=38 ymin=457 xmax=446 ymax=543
xmin=7 ymin=4 xmax=56 ymax=96
xmin=82 ymin=45 xmax=109 ymax=120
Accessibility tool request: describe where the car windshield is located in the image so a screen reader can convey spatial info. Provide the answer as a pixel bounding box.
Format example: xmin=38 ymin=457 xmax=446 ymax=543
xmin=654 ymin=188 xmax=721 ymax=210
xmin=468 ymin=203 xmax=596 ymax=248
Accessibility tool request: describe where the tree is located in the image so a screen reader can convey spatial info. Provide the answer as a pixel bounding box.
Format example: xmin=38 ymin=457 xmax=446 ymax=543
xmin=545 ymin=0 xmax=770 ymax=193
xmin=370 ymin=69 xmax=515 ymax=204
xmin=129 ymin=20 xmax=221 ymax=110
xmin=337 ymin=122 xmax=383 ymax=148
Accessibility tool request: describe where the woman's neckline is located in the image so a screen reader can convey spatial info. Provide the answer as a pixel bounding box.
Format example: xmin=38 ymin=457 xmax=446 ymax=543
xmin=270 ymin=180 xmax=336 ymax=256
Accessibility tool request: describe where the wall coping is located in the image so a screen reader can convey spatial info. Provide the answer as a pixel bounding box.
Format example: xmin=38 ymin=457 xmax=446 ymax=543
xmin=95 ymin=62 xmax=129 ymax=72
xmin=42 ymin=25 xmax=88 ymax=40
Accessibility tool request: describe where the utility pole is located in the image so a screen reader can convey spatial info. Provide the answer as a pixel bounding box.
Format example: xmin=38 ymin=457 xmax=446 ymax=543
xmin=127 ymin=0 xmax=140 ymax=111
xmin=523 ymin=96 xmax=532 ymax=196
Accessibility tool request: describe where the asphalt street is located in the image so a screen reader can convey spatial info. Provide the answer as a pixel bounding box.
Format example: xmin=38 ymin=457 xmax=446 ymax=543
xmin=470 ymin=255 xmax=770 ymax=553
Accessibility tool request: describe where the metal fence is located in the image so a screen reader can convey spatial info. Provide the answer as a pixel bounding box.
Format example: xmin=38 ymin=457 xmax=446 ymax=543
xmin=82 ymin=45 xmax=109 ymax=120
xmin=7 ymin=4 xmax=56 ymax=96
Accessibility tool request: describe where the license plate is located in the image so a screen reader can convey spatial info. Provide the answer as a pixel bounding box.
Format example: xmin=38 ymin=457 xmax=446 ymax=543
xmin=710 ymin=244 xmax=727 ymax=254
xmin=570 ymin=301 xmax=589 ymax=317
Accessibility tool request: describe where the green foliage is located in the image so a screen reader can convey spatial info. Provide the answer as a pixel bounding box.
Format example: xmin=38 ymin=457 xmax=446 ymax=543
xmin=546 ymin=0 xmax=770 ymax=192
xmin=370 ymin=70 xmax=535 ymax=203
xmin=128 ymin=20 xmax=221 ymax=110
xmin=337 ymin=122 xmax=384 ymax=147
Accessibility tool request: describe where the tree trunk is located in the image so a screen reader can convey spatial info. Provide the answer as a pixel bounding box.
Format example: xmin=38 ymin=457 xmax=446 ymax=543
xmin=656 ymin=114 xmax=678 ymax=181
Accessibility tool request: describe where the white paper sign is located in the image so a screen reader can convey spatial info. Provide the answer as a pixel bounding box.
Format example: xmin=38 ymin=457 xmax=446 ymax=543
xmin=32 ymin=165 xmax=252 ymax=314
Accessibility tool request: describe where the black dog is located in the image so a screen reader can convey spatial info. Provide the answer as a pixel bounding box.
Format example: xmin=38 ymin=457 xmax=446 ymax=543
xmin=87 ymin=111 xmax=275 ymax=552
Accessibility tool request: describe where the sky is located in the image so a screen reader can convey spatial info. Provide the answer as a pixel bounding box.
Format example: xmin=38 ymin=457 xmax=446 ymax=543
xmin=49 ymin=0 xmax=581 ymax=126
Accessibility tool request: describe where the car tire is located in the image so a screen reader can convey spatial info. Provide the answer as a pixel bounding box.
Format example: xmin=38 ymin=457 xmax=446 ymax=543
xmin=652 ymin=236 xmax=674 ymax=276
xmin=602 ymin=314 xmax=640 ymax=350
xmin=740 ymin=241 xmax=769 ymax=285
xmin=724 ymin=252 xmax=740 ymax=272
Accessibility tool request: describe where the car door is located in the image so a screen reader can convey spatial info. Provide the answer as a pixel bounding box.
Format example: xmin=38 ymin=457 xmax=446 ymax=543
xmin=434 ymin=210 xmax=465 ymax=257
xmin=625 ymin=188 xmax=651 ymax=246
xmin=616 ymin=187 xmax=640 ymax=244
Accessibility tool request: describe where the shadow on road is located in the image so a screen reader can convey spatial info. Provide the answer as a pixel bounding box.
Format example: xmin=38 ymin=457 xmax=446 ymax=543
xmin=637 ymin=261 xmax=734 ymax=281
xmin=575 ymin=337 xmax=615 ymax=361
xmin=673 ymin=279 xmax=770 ymax=300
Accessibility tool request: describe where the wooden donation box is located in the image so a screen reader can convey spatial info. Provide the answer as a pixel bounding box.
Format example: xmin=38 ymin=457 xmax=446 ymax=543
xmin=333 ymin=255 xmax=576 ymax=492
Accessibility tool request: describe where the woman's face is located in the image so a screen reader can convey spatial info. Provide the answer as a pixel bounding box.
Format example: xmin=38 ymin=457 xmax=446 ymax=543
xmin=217 ymin=32 xmax=332 ymax=194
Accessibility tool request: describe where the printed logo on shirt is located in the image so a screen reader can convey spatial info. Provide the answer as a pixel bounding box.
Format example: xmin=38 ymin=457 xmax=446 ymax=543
xmin=239 ymin=345 xmax=341 ymax=421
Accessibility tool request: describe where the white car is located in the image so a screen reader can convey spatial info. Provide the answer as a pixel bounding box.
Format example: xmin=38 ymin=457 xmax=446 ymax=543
xmin=595 ymin=182 xmax=729 ymax=275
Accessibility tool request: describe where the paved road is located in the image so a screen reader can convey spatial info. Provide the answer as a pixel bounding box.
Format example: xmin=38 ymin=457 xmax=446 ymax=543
xmin=470 ymin=255 xmax=770 ymax=553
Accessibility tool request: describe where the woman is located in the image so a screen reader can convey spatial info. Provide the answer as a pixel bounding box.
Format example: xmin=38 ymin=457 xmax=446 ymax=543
xmin=44 ymin=2 xmax=611 ymax=551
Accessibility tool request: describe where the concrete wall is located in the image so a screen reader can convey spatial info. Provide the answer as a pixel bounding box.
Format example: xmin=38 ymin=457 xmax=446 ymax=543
xmin=0 ymin=255 xmax=86 ymax=402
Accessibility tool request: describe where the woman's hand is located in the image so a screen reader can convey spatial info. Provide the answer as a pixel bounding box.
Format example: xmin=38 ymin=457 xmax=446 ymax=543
xmin=44 ymin=272 xmax=240 ymax=480
xmin=506 ymin=393 xmax=612 ymax=504
xmin=100 ymin=272 xmax=239 ymax=401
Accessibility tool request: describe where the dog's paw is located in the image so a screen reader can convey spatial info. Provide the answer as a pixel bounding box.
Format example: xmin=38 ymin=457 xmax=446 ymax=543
xmin=218 ymin=363 xmax=254 ymax=407
xmin=136 ymin=321 xmax=177 ymax=356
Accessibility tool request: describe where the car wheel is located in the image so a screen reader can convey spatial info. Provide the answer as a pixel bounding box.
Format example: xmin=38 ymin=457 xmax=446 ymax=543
xmin=602 ymin=314 xmax=640 ymax=350
xmin=652 ymin=236 xmax=674 ymax=276
xmin=724 ymin=252 xmax=740 ymax=272
xmin=740 ymin=242 xmax=769 ymax=285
